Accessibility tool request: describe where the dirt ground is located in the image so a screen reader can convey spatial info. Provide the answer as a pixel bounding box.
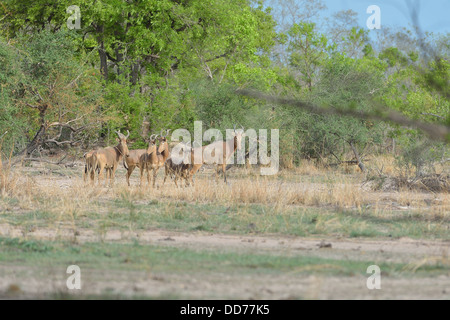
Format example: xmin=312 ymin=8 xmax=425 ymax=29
xmin=1 ymin=224 xmax=449 ymax=299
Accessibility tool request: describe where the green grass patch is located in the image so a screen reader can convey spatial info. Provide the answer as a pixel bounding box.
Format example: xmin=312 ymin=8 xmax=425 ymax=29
xmin=1 ymin=196 xmax=450 ymax=240
xmin=1 ymin=237 xmax=444 ymax=278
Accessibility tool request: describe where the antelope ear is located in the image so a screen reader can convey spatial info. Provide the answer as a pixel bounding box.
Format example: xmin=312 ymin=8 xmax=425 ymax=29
xmin=116 ymin=138 xmax=119 ymax=142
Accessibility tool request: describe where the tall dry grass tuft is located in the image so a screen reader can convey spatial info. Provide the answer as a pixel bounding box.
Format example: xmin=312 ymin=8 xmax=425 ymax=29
xmin=0 ymin=147 xmax=22 ymax=198
xmin=134 ymin=173 xmax=367 ymax=209
xmin=290 ymin=160 xmax=326 ymax=176
xmin=370 ymin=155 xmax=397 ymax=176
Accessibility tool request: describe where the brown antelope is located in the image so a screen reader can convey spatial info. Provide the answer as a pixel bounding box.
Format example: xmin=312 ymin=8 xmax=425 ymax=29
xmin=164 ymin=159 xmax=191 ymax=187
xmin=138 ymin=134 xmax=160 ymax=187
xmin=187 ymin=125 xmax=245 ymax=185
xmin=83 ymin=150 xmax=97 ymax=183
xmin=163 ymin=141 xmax=192 ymax=187
xmin=139 ymin=129 xmax=171 ymax=188
xmin=124 ymin=134 xmax=157 ymax=186
xmin=158 ymin=129 xmax=171 ymax=163
xmin=92 ymin=130 xmax=130 ymax=186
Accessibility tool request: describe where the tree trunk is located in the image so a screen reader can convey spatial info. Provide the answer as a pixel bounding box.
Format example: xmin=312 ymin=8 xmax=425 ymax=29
xmin=18 ymin=105 xmax=48 ymax=157
xmin=349 ymin=141 xmax=365 ymax=173
xmin=97 ymin=25 xmax=108 ymax=80
xmin=141 ymin=116 xmax=150 ymax=140
xmin=115 ymin=46 xmax=123 ymax=77
xmin=25 ymin=125 xmax=46 ymax=156
xmin=130 ymin=62 xmax=140 ymax=86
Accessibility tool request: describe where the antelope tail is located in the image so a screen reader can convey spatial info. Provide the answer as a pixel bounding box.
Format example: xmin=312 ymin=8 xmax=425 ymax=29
xmin=92 ymin=153 xmax=99 ymax=174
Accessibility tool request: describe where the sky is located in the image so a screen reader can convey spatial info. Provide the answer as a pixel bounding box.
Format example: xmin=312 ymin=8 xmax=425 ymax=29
xmin=266 ymin=0 xmax=450 ymax=35
xmin=324 ymin=0 xmax=450 ymax=34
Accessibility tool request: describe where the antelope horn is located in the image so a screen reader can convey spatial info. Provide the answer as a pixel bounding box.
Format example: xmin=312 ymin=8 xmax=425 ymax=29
xmin=115 ymin=130 xmax=124 ymax=139
xmin=165 ymin=129 xmax=171 ymax=137
xmin=233 ymin=124 xmax=236 ymax=132
xmin=160 ymin=129 xmax=164 ymax=137
xmin=126 ymin=130 xmax=130 ymax=139
xmin=150 ymin=134 xmax=156 ymax=141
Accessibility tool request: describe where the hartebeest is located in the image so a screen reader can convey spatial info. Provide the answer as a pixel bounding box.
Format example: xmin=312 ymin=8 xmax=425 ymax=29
xmin=187 ymin=125 xmax=245 ymax=184
xmin=139 ymin=134 xmax=160 ymax=187
xmin=164 ymin=159 xmax=191 ymax=188
xmin=158 ymin=129 xmax=171 ymax=163
xmin=92 ymin=130 xmax=130 ymax=186
xmin=83 ymin=150 xmax=97 ymax=183
xmin=124 ymin=134 xmax=157 ymax=186
xmin=139 ymin=129 xmax=171 ymax=188
xmin=163 ymin=141 xmax=191 ymax=188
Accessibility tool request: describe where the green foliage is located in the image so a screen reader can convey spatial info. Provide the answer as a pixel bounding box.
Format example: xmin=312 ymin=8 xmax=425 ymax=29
xmin=395 ymin=134 xmax=448 ymax=178
xmin=315 ymin=53 xmax=386 ymax=107
xmin=343 ymin=27 xmax=371 ymax=59
xmin=277 ymin=52 xmax=386 ymax=163
xmin=0 ymin=237 xmax=53 ymax=253
xmin=192 ymin=81 xmax=251 ymax=130
xmin=0 ymin=39 xmax=29 ymax=152
xmin=287 ymin=22 xmax=330 ymax=90
xmin=381 ymin=52 xmax=449 ymax=121
xmin=379 ymin=47 xmax=410 ymax=68
xmin=422 ymin=58 xmax=450 ymax=99
xmin=0 ymin=30 xmax=103 ymax=154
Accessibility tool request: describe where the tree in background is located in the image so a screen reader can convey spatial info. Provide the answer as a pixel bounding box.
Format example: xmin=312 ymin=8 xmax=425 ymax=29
xmin=287 ymin=22 xmax=330 ymax=91
xmin=0 ymin=30 xmax=103 ymax=157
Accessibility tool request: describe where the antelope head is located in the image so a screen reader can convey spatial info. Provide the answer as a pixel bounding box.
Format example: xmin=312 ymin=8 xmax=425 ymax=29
xmin=158 ymin=129 xmax=171 ymax=153
xmin=115 ymin=130 xmax=130 ymax=157
xmin=147 ymin=134 xmax=158 ymax=155
xmin=232 ymin=124 xmax=245 ymax=150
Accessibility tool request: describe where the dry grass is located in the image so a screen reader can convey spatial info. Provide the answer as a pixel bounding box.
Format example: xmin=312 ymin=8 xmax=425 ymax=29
xmin=289 ymin=160 xmax=325 ymax=175
xmin=370 ymin=154 xmax=397 ymax=176
xmin=0 ymin=156 xmax=34 ymax=199
xmin=364 ymin=154 xmax=450 ymax=193
xmin=0 ymin=157 xmax=449 ymax=237
xmin=54 ymin=168 xmax=369 ymax=214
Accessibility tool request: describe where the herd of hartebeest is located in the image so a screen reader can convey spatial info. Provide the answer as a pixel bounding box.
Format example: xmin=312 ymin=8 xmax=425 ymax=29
xmin=84 ymin=126 xmax=246 ymax=187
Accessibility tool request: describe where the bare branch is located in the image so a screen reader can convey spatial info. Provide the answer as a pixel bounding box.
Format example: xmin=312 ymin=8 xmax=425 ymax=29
xmin=421 ymin=113 xmax=446 ymax=120
xmin=205 ymin=52 xmax=228 ymax=63
xmin=47 ymin=122 xmax=78 ymax=132
xmin=26 ymin=103 xmax=40 ymax=109
xmin=21 ymin=156 xmax=67 ymax=166
xmin=44 ymin=139 xmax=80 ymax=146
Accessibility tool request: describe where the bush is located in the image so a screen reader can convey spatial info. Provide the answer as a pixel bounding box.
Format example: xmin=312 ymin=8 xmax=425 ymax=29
xmin=396 ymin=134 xmax=448 ymax=178
xmin=0 ymin=30 xmax=104 ymax=155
